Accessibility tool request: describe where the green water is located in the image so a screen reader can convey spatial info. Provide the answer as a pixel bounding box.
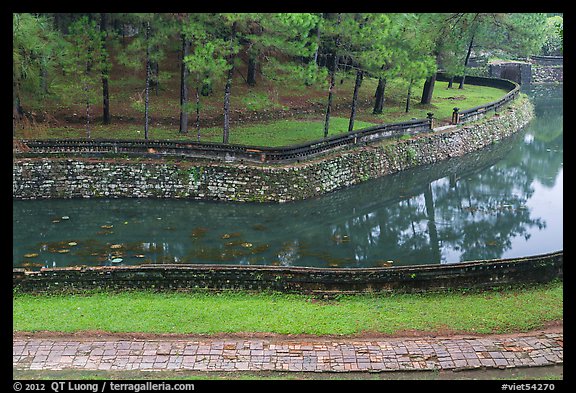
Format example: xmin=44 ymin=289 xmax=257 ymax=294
xmin=13 ymin=85 xmax=562 ymax=269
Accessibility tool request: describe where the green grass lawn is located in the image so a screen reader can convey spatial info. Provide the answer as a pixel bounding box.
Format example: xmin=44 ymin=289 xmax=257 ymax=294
xmin=20 ymin=116 xmax=376 ymax=147
xmin=13 ymin=281 xmax=562 ymax=335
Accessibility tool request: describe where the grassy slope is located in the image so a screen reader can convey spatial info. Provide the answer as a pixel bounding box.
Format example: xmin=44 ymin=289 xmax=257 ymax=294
xmin=13 ymin=282 xmax=562 ymax=335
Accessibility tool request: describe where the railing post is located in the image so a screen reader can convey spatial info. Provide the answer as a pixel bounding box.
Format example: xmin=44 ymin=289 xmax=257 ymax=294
xmin=426 ymin=112 xmax=434 ymax=130
xmin=451 ymin=107 xmax=460 ymax=125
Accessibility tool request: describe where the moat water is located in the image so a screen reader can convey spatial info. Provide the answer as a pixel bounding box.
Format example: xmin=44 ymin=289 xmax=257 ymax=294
xmin=13 ymin=85 xmax=563 ymax=269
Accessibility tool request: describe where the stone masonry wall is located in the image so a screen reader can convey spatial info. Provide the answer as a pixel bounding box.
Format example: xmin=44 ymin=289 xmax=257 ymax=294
xmin=13 ymin=251 xmax=563 ymax=294
xmin=13 ymin=96 xmax=534 ymax=203
xmin=531 ymin=65 xmax=563 ymax=84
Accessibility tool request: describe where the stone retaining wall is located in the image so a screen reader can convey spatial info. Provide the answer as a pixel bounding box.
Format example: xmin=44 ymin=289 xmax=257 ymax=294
xmin=12 ymin=95 xmax=534 ymax=203
xmin=13 ymin=251 xmax=563 ymax=294
xmin=531 ymin=65 xmax=563 ymax=84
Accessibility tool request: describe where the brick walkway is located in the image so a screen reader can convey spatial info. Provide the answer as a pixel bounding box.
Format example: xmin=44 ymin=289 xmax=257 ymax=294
xmin=13 ymin=332 xmax=563 ymax=373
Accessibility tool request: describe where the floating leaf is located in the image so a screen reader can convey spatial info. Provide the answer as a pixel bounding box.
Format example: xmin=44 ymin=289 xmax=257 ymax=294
xmin=20 ymin=261 xmax=44 ymax=268
xmin=190 ymin=227 xmax=209 ymax=238
xmin=251 ymin=244 xmax=270 ymax=254
xmin=221 ymin=232 xmax=241 ymax=239
xmin=225 ymin=241 xmax=243 ymax=247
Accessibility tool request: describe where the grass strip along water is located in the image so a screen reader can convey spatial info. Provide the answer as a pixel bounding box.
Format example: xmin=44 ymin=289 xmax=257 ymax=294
xmin=13 ymin=281 xmax=562 ymax=336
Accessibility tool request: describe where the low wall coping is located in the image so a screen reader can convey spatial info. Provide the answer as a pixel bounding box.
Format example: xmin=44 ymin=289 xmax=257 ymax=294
xmin=13 ymin=251 xmax=563 ymax=294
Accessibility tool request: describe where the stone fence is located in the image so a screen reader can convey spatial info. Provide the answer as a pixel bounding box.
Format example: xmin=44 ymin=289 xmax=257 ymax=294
xmin=530 ymin=55 xmax=563 ymax=66
xmin=13 ymin=251 xmax=563 ymax=295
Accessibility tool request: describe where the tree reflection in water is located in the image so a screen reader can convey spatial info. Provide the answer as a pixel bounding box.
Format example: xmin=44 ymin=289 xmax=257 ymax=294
xmin=13 ymin=86 xmax=562 ymax=269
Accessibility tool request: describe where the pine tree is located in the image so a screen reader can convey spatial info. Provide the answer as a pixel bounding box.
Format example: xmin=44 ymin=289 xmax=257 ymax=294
xmin=116 ymin=13 xmax=174 ymax=139
xmin=346 ymin=13 xmax=391 ymax=131
xmin=61 ymin=16 xmax=107 ymax=138
xmin=181 ymin=14 xmax=229 ymax=141
xmin=13 ymin=13 xmax=63 ymax=134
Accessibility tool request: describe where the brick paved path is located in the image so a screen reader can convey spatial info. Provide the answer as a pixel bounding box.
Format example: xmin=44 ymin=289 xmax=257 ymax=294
xmin=13 ymin=332 xmax=563 ymax=373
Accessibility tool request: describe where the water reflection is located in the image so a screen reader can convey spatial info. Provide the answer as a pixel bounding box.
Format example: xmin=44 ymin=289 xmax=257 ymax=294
xmin=13 ymin=86 xmax=563 ymax=269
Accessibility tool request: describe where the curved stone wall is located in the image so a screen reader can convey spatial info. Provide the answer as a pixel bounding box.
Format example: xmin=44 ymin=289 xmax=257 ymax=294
xmin=13 ymin=95 xmax=534 ymax=203
xmin=13 ymin=251 xmax=563 ymax=294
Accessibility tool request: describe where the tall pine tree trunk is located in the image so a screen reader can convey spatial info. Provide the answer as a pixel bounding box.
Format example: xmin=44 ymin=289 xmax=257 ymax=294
xmin=179 ymin=34 xmax=190 ymax=134
xmin=373 ymin=77 xmax=386 ymax=114
xmin=323 ymin=13 xmax=341 ymax=138
xmin=100 ymin=13 xmax=111 ymax=124
xmin=459 ymin=33 xmax=475 ymax=89
xmin=40 ymin=63 xmax=48 ymax=96
xmin=247 ymin=54 xmax=257 ymax=86
xmin=313 ymin=26 xmax=321 ymax=65
xmin=223 ymin=21 xmax=237 ymax=144
xmin=405 ymin=78 xmax=413 ymax=113
xmin=420 ymin=74 xmax=436 ymax=105
xmin=152 ymin=61 xmax=159 ymax=96
xmin=195 ymin=87 xmax=201 ymax=142
xmin=84 ymin=83 xmax=91 ymax=139
xmin=348 ymin=69 xmax=363 ymax=132
xmin=102 ymin=77 xmax=110 ymax=124
xmin=144 ymin=21 xmax=150 ymax=140
xmin=223 ymin=66 xmax=234 ymax=144
xmin=13 ymin=81 xmax=24 ymax=136
xmin=323 ymin=53 xmax=338 ymax=138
